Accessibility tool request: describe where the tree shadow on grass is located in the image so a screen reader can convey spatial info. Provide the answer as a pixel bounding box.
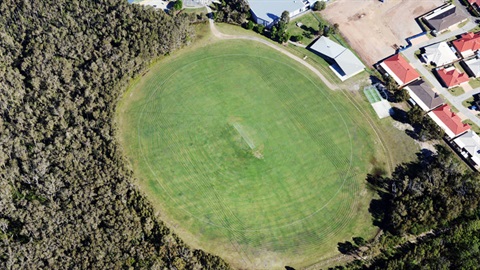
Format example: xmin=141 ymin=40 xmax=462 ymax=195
xmin=390 ymin=107 xmax=409 ymax=124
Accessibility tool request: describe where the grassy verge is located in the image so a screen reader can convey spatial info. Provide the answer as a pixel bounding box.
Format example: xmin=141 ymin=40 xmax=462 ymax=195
xmin=463 ymin=119 xmax=480 ymax=133
xmin=449 ymin=86 xmax=465 ymax=96
xmin=469 ymin=78 xmax=480 ymax=89
xmin=458 ymin=20 xmax=469 ymax=29
xmin=463 ymin=96 xmax=475 ymax=108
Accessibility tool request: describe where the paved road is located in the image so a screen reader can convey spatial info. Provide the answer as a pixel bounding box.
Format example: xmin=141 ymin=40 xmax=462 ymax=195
xmin=401 ymin=10 xmax=480 ymax=126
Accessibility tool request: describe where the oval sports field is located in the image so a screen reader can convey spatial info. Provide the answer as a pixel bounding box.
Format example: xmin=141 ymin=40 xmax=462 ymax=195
xmin=119 ymin=40 xmax=378 ymax=268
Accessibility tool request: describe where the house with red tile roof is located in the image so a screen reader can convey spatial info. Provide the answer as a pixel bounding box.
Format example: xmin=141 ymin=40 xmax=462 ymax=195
xmin=379 ymin=54 xmax=420 ymax=87
xmin=436 ymin=67 xmax=469 ymax=88
xmin=467 ymin=0 xmax=480 ymax=11
xmin=452 ymin=32 xmax=480 ymax=57
xmin=427 ymin=104 xmax=471 ymax=138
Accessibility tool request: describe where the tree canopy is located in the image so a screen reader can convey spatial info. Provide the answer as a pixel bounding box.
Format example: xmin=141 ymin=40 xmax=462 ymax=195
xmin=213 ymin=0 xmax=250 ymax=24
xmin=0 ymin=0 xmax=229 ymax=268
xmin=335 ymin=146 xmax=480 ymax=269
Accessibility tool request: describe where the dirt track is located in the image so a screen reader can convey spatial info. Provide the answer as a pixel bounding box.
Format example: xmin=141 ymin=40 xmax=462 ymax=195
xmin=322 ymin=0 xmax=444 ymax=66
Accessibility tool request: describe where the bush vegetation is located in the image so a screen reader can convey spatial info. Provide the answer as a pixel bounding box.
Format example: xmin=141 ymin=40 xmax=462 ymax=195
xmin=336 ymin=146 xmax=480 ymax=269
xmin=0 ymin=0 xmax=229 ymax=268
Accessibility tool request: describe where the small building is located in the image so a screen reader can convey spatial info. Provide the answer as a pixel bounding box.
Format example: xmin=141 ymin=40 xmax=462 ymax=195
xmin=248 ymin=0 xmax=310 ymax=28
xmin=453 ymin=130 xmax=480 ymax=167
xmin=423 ymin=4 xmax=468 ymax=33
xmin=436 ymin=67 xmax=470 ymax=88
xmin=309 ymin=36 xmax=365 ymax=81
xmin=379 ymin=54 xmax=420 ymax=87
xmin=462 ymin=57 xmax=480 ymax=77
xmin=427 ymin=104 xmax=470 ymax=138
xmin=452 ymin=32 xmax=480 ymax=58
xmin=421 ymin=42 xmax=458 ymax=66
xmin=404 ymin=80 xmax=444 ymax=112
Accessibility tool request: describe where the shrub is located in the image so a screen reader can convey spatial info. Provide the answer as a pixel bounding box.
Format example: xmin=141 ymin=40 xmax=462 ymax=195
xmin=312 ymin=1 xmax=326 ymax=11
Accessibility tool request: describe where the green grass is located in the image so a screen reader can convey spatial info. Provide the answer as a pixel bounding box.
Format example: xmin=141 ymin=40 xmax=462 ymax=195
xmin=286 ymin=43 xmax=343 ymax=84
xmin=463 ymin=96 xmax=475 ymax=108
xmin=463 ymin=119 xmax=480 ymax=134
xmin=449 ymin=86 xmax=465 ymax=96
xmin=182 ymin=7 xmax=207 ymax=14
xmin=216 ymin=21 xmax=369 ymax=87
xmin=469 ymin=78 xmax=480 ymax=89
xmin=287 ymin=12 xmax=321 ymax=45
xmin=458 ymin=19 xmax=469 ymax=29
xmin=118 ymin=39 xmax=380 ymax=268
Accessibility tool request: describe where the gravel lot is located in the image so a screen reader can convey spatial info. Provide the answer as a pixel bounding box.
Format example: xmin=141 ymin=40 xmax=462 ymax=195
xmin=322 ymin=0 xmax=444 ymax=65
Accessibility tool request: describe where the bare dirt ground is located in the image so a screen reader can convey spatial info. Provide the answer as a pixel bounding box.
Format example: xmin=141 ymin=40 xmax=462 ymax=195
xmin=322 ymin=0 xmax=444 ymax=66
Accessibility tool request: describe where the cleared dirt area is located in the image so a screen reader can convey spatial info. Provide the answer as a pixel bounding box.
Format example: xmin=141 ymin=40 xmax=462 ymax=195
xmin=322 ymin=0 xmax=444 ymax=66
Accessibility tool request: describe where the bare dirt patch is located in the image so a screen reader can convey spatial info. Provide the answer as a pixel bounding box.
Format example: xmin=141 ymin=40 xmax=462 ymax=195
xmin=322 ymin=0 xmax=443 ymax=66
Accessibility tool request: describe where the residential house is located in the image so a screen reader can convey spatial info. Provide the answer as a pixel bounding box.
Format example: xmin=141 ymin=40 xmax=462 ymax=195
xmin=462 ymin=57 xmax=480 ymax=77
xmin=427 ymin=104 xmax=471 ymax=138
xmin=423 ymin=4 xmax=468 ymax=34
xmin=436 ymin=67 xmax=469 ymax=88
xmin=421 ymin=42 xmax=458 ymax=66
xmin=379 ymin=54 xmax=420 ymax=87
xmin=452 ymin=32 xmax=480 ymax=58
xmin=453 ymin=130 xmax=480 ymax=167
xmin=404 ymin=80 xmax=444 ymax=111
xmin=309 ymin=36 xmax=365 ymax=81
xmin=467 ymin=0 xmax=480 ymax=12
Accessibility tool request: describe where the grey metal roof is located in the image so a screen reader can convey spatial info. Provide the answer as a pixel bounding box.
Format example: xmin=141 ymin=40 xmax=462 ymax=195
xmin=425 ymin=6 xmax=467 ymax=32
xmin=310 ymin=36 xmax=346 ymax=59
xmin=465 ymin=58 xmax=480 ymax=77
xmin=310 ymin=36 xmax=365 ymax=77
xmin=454 ymin=130 xmax=480 ymax=161
xmin=248 ymin=0 xmax=305 ymax=23
xmin=408 ymin=80 xmax=444 ymax=110
xmin=334 ymin=49 xmax=365 ymax=77
xmin=422 ymin=42 xmax=458 ymax=66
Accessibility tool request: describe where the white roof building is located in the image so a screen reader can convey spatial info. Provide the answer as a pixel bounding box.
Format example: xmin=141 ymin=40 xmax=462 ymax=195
xmin=248 ymin=0 xmax=309 ymax=27
xmin=310 ymin=36 xmax=365 ymax=81
xmin=463 ymin=57 xmax=480 ymax=78
xmin=453 ymin=130 xmax=480 ymax=166
xmin=422 ymin=42 xmax=458 ymax=67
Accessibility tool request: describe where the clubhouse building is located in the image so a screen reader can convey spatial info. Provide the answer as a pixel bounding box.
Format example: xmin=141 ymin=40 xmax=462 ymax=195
xmin=248 ymin=0 xmax=312 ymax=28
xmin=309 ymin=36 xmax=365 ymax=81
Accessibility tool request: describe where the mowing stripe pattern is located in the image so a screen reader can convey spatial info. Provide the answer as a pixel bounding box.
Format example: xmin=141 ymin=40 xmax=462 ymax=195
xmin=120 ymin=41 xmax=377 ymax=268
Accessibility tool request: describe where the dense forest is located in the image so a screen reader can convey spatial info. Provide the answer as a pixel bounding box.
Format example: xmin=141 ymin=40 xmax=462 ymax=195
xmin=3 ymin=0 xmax=480 ymax=268
xmin=0 ymin=0 xmax=229 ymax=268
xmin=335 ymin=146 xmax=480 ymax=269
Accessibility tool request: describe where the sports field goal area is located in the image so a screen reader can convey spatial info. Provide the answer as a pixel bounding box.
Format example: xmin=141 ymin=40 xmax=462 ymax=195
xmin=363 ymin=85 xmax=383 ymax=104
